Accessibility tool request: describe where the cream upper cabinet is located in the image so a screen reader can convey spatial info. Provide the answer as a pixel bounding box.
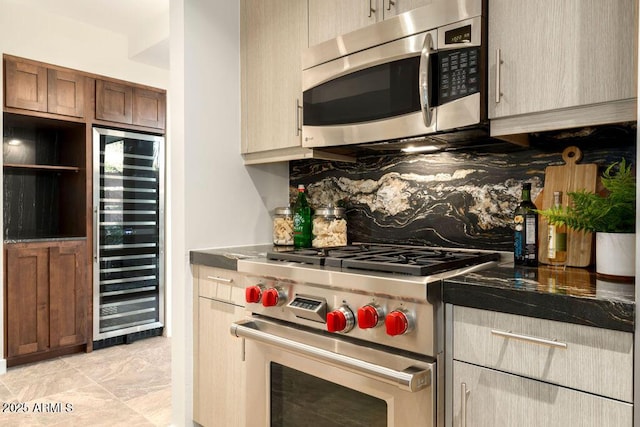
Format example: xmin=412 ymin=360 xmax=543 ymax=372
xmin=308 ymin=0 xmax=433 ymax=47
xmin=240 ymin=0 xmax=307 ymax=156
xmin=488 ymin=0 xmax=637 ymax=136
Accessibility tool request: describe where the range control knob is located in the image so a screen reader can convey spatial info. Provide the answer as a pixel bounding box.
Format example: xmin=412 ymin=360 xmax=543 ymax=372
xmin=245 ymin=285 xmax=264 ymax=304
xmin=262 ymin=287 xmax=286 ymax=307
xmin=326 ymin=306 xmax=355 ymax=333
xmin=385 ymin=309 xmax=414 ymax=336
xmin=357 ymin=304 xmax=384 ymax=329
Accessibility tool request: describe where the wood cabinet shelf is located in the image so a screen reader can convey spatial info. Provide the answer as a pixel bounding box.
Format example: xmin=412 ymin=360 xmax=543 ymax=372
xmin=4 ymin=163 xmax=80 ymax=172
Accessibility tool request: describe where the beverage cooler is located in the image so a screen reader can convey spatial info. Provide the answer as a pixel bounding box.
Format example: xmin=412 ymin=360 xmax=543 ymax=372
xmin=92 ymin=127 xmax=164 ymax=346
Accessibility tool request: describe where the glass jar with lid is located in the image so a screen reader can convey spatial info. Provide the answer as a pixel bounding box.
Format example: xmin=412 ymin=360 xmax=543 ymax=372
xmin=273 ymin=206 xmax=294 ymax=246
xmin=312 ymin=206 xmax=347 ymax=248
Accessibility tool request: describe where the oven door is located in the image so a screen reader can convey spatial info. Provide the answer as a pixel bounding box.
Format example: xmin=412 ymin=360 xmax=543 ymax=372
xmin=231 ymin=317 xmax=436 ymax=427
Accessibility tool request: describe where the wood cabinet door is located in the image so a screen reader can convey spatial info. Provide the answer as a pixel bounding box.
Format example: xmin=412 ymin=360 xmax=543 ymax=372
xmin=488 ymin=0 xmax=637 ymax=119
xmin=4 ymin=58 xmax=48 ymax=112
xmin=133 ymin=88 xmax=166 ymax=129
xmin=241 ymin=0 xmax=307 ymax=154
xmin=382 ymin=0 xmax=433 ymax=19
xmin=308 ymin=0 xmax=377 ymax=46
xmin=95 ymin=80 xmax=133 ymax=124
xmin=194 ymin=298 xmax=245 ymax=427
xmin=49 ymin=241 xmax=87 ymax=348
xmin=5 ymin=245 xmax=50 ymax=358
xmin=453 ymin=361 xmax=633 ymax=427
xmin=47 ymin=69 xmax=85 ymax=117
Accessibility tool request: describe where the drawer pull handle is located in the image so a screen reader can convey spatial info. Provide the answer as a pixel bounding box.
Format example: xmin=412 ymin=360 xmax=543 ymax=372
xmin=206 ymin=276 xmax=233 ymax=283
xmin=490 ymin=329 xmax=567 ymax=349
xmin=461 ymin=382 xmax=470 ymax=427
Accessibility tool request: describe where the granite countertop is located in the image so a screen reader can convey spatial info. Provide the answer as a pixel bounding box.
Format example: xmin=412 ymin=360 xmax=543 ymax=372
xmin=190 ymin=246 xmax=635 ymax=333
xmin=444 ymin=262 xmax=635 ymax=332
xmin=189 ymin=244 xmax=286 ymax=270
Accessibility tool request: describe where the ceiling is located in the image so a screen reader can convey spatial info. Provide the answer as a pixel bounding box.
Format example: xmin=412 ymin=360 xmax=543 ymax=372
xmin=17 ymin=0 xmax=170 ymax=69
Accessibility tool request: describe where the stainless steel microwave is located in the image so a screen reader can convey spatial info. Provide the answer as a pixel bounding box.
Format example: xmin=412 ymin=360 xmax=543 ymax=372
xmin=302 ymin=0 xmax=486 ymax=149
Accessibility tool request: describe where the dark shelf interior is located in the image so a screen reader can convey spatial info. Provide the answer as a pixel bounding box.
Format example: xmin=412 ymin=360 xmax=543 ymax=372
xmin=3 ymin=113 xmax=87 ymax=240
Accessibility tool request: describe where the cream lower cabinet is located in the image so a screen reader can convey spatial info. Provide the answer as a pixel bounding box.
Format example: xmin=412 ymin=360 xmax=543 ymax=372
xmin=450 ymin=305 xmax=633 ymax=427
xmin=453 ymin=361 xmax=632 ymax=427
xmin=193 ymin=266 xmax=247 ymax=427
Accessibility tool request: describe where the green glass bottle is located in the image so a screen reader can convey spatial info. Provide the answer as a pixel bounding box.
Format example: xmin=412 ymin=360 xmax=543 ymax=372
xmin=513 ymin=182 xmax=538 ymax=266
xmin=293 ymin=185 xmax=312 ymax=248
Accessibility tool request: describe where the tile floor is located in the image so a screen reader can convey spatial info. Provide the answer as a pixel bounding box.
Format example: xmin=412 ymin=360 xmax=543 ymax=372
xmin=0 ymin=336 xmax=171 ymax=426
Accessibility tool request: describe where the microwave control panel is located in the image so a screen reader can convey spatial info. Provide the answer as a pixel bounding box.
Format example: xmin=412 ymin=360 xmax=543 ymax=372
xmin=438 ymin=46 xmax=480 ymax=105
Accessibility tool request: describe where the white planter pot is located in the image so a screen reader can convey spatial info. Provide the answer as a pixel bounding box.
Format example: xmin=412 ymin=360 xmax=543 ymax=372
xmin=595 ymin=232 xmax=636 ymax=278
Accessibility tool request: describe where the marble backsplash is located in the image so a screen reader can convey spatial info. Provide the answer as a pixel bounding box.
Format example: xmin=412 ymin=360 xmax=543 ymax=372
xmin=289 ymin=126 xmax=636 ymax=252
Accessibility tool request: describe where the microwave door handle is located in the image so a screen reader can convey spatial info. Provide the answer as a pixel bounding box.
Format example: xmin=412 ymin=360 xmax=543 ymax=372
xmin=419 ymin=33 xmax=434 ymax=127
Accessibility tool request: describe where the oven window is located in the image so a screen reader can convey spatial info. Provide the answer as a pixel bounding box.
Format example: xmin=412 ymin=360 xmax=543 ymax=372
xmin=271 ymin=363 xmax=387 ymax=427
xmin=303 ymin=57 xmax=421 ymax=126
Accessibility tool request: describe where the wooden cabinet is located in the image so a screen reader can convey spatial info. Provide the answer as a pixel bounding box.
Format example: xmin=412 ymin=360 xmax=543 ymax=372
xmin=95 ymin=80 xmax=166 ymax=130
xmin=4 ymin=57 xmax=85 ymax=118
xmin=240 ymin=0 xmax=307 ymax=156
xmin=308 ymin=0 xmax=432 ymax=46
xmin=193 ymin=265 xmax=246 ymax=427
xmin=5 ymin=240 xmax=88 ymax=365
xmin=488 ymin=0 xmax=637 ymax=136
xmin=453 ymin=361 xmax=633 ymax=427
xmin=450 ymin=305 xmax=634 ymax=426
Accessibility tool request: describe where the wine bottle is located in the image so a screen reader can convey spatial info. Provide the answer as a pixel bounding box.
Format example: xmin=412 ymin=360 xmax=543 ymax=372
xmin=514 ymin=182 xmax=538 ymax=266
xmin=547 ymin=191 xmax=567 ymax=266
xmin=293 ymin=184 xmax=312 ymax=248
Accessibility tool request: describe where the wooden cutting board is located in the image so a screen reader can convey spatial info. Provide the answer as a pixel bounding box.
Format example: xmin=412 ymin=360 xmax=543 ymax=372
xmin=537 ymin=146 xmax=598 ymax=267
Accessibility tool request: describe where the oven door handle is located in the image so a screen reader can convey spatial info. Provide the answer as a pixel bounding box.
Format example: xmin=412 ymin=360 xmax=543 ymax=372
xmin=419 ymin=32 xmax=434 ymax=128
xmin=230 ymin=320 xmax=432 ymax=392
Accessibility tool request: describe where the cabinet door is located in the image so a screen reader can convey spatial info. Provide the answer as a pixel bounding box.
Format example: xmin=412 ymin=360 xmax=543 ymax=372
xmin=453 ymin=361 xmax=632 ymax=427
xmin=195 ymin=298 xmax=245 ymax=427
xmin=5 ymin=245 xmax=50 ymax=358
xmin=47 ymin=69 xmax=85 ymax=118
xmin=383 ymin=0 xmax=433 ymax=19
xmin=308 ymin=0 xmax=377 ymax=46
xmin=95 ymin=80 xmax=133 ymax=124
xmin=488 ymin=0 xmax=637 ymax=119
xmin=4 ymin=58 xmax=48 ymax=112
xmin=49 ymin=241 xmax=87 ymax=348
xmin=133 ymin=88 xmax=166 ymax=129
xmin=241 ymin=0 xmax=307 ymax=154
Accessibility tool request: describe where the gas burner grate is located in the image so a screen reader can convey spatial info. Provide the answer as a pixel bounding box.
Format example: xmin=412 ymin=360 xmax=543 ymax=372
xmin=267 ymin=245 xmax=500 ymax=276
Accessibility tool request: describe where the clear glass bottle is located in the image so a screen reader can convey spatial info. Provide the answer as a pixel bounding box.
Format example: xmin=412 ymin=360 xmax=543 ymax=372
xmin=293 ymin=185 xmax=312 ymax=248
xmin=312 ymin=206 xmax=347 ymax=248
xmin=273 ymin=206 xmax=294 ymax=246
xmin=547 ymin=191 xmax=567 ymax=266
xmin=514 ymin=182 xmax=538 ymax=266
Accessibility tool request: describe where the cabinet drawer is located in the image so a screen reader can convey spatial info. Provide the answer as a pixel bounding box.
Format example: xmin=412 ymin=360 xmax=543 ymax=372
xmin=453 ymin=306 xmax=633 ymax=402
xmin=197 ymin=266 xmax=246 ymax=306
xmin=453 ymin=361 xmax=633 ymax=427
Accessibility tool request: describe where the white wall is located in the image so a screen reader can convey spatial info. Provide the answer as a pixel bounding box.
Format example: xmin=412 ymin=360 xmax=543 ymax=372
xmin=170 ymin=0 xmax=289 ymax=425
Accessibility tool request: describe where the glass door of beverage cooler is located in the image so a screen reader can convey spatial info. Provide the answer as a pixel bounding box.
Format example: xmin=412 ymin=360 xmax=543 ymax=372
xmin=93 ymin=127 xmax=164 ymax=342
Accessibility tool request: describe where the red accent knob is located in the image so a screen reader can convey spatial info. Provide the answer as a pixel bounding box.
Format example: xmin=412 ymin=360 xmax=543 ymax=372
xmin=357 ymin=305 xmax=380 ymax=329
xmin=262 ymin=288 xmax=280 ymax=307
xmin=385 ymin=311 xmax=409 ymax=336
xmin=326 ymin=310 xmax=347 ymax=333
xmin=245 ymin=286 xmax=262 ymax=303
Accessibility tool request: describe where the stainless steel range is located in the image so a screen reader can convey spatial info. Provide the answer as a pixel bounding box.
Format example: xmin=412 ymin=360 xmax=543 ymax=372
xmin=231 ymin=244 xmax=500 ymax=427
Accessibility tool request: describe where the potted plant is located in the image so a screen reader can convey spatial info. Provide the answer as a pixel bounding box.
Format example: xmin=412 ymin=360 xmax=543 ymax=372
xmin=536 ymin=159 xmax=636 ymax=277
